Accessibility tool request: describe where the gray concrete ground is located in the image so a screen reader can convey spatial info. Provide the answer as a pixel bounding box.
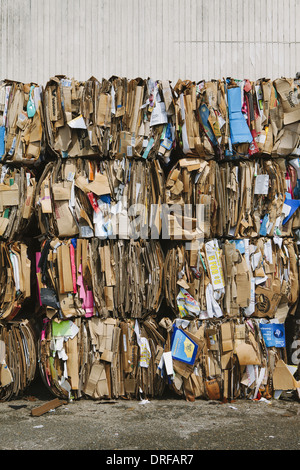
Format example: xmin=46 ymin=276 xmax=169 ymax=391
xmin=0 ymin=377 xmax=299 ymax=453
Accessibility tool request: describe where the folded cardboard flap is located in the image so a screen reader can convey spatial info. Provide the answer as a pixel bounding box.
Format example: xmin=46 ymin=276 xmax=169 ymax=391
xmin=255 ymin=286 xmax=282 ymax=318
xmin=235 ymin=342 xmax=261 ymax=366
xmin=86 ymin=172 xmax=111 ymax=196
xmin=52 ymin=182 xmax=72 ymax=201
xmin=274 ymin=78 xmax=300 ymax=125
xmin=0 ymin=183 xmax=19 ymax=206
xmin=0 ymin=363 xmax=13 ymax=387
xmin=221 ymin=322 xmax=233 ymax=352
xmin=272 ymin=359 xmax=300 ymax=390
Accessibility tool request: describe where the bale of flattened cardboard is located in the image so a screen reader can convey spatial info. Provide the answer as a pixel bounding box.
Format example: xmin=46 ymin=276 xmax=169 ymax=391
xmin=0 ymin=319 xmax=37 ymax=401
xmin=163 ymin=156 xmax=300 ymax=241
xmin=36 ymin=238 xmax=164 ymax=320
xmin=173 ymin=77 xmax=300 ymax=160
xmin=35 ymin=157 xmax=165 ymax=240
xmin=0 ymin=79 xmax=45 ymax=163
xmin=158 ymin=317 xmax=294 ymax=402
xmin=0 ymin=163 xmax=37 ymax=241
xmin=0 ymin=241 xmax=32 ymax=322
xmin=164 ymin=237 xmax=299 ymax=321
xmin=38 ymin=315 xmax=165 ymax=400
xmin=43 ymin=75 xmax=176 ymax=164
xmin=163 ymin=157 xmax=221 ymax=240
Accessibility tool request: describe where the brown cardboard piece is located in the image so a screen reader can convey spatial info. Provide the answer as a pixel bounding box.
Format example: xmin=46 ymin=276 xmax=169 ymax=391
xmin=52 ymin=182 xmax=72 ymax=201
xmin=272 ymin=359 xmax=300 ymax=390
xmin=274 ymin=78 xmax=300 ymax=125
xmin=86 ymin=172 xmax=111 ymax=196
xmin=235 ymin=342 xmax=261 ymax=366
xmin=0 ymin=183 xmax=19 ymax=206
xmin=57 ymin=244 xmax=73 ymax=294
xmin=205 ymin=378 xmax=221 ymax=400
xmin=31 ymin=398 xmax=68 ymax=417
xmin=54 ymin=200 xmax=78 ymax=237
xmin=20 ymin=243 xmax=31 ymax=298
xmin=0 ymin=363 xmax=13 ymax=387
xmin=221 ymin=322 xmax=233 ymax=352
xmin=254 ymin=285 xmax=281 ymax=318
xmin=66 ymin=336 xmax=79 ymax=390
xmin=23 ymin=182 xmax=35 ymax=219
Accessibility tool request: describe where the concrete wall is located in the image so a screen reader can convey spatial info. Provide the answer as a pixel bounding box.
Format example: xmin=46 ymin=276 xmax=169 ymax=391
xmin=0 ymin=0 xmax=299 ymax=86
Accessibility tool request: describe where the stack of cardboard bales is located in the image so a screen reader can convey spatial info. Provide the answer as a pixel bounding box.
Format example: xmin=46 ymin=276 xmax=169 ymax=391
xmin=0 ymin=79 xmax=42 ymax=399
xmin=160 ymin=77 xmax=300 ymax=401
xmin=35 ymin=75 xmax=177 ymax=400
xmin=1 ymin=74 xmax=300 ymax=403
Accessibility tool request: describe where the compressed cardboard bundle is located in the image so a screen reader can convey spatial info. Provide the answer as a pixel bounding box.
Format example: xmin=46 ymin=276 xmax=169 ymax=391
xmin=38 ymin=315 xmax=165 ymax=400
xmin=163 ymin=156 xmax=300 ymax=241
xmin=35 ymin=156 xmax=165 ymax=240
xmin=0 ymin=79 xmax=44 ymax=162
xmin=0 ymin=320 xmax=37 ymax=401
xmin=0 ymin=163 xmax=37 ymax=241
xmin=90 ymin=238 xmax=164 ymax=319
xmin=111 ymin=77 xmax=176 ymax=163
xmin=158 ymin=317 xmax=293 ymax=402
xmin=43 ymin=75 xmax=176 ymax=163
xmin=173 ymin=77 xmax=300 ymax=160
xmin=219 ymin=158 xmax=288 ymax=238
xmin=0 ymin=241 xmax=32 ymax=322
xmin=44 ymin=75 xmax=102 ymax=159
xmin=164 ymin=157 xmax=221 ymax=240
xmin=36 ymin=238 xmax=164 ymax=320
xmin=164 ymin=237 xmax=299 ymax=321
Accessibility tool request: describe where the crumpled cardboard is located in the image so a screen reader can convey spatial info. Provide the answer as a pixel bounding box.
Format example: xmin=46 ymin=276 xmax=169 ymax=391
xmin=38 ymin=316 xmax=166 ymax=400
xmin=0 ymin=320 xmax=37 ymax=401
xmin=0 ymin=164 xmax=36 ymax=241
xmin=173 ymin=77 xmax=300 ymax=159
xmin=43 ymin=75 xmax=176 ymax=164
xmin=0 ymin=241 xmax=32 ymax=322
xmin=0 ymin=80 xmax=44 ymax=162
xmin=35 ymin=157 xmax=165 ymax=240
xmin=37 ymin=238 xmax=164 ymax=320
xmin=272 ymin=359 xmax=300 ymax=391
xmin=158 ymin=317 xmax=291 ymax=402
xmin=164 ymin=237 xmax=298 ymax=320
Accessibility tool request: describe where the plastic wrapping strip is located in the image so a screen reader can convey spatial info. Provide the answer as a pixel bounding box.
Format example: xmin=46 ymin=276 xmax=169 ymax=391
xmin=43 ymin=76 xmax=176 ymax=164
xmin=38 ymin=316 xmax=166 ymax=400
xmin=164 ymin=157 xmax=300 ymax=240
xmin=163 ymin=237 xmax=299 ymax=321
xmin=0 ymin=320 xmax=37 ymax=401
xmin=0 ymin=80 xmax=44 ymax=163
xmin=157 ymin=317 xmax=291 ymax=402
xmin=36 ymin=238 xmax=164 ymax=320
xmin=34 ymin=157 xmax=165 ymax=240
